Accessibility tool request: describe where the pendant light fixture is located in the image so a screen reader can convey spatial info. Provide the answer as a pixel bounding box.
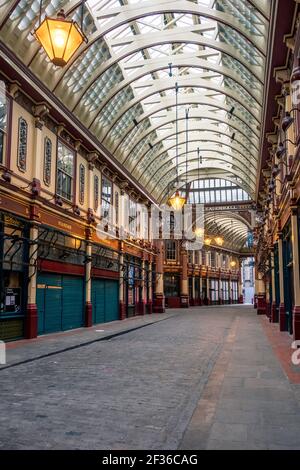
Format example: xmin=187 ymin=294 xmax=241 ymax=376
xmin=194 ymin=147 xmax=204 ymax=238
xmin=204 ymin=236 xmax=212 ymax=246
xmin=213 ymin=209 xmax=224 ymax=246
xmin=229 ymin=219 xmax=237 ymax=268
xmin=168 ymin=82 xmax=186 ymax=211
xmin=33 ymin=1 xmax=87 ymax=67
xmin=215 ymin=236 xmax=224 ymax=246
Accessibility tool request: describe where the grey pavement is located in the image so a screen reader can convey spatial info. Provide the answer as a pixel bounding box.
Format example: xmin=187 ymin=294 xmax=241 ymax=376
xmin=1 ymin=306 xmax=300 ymax=450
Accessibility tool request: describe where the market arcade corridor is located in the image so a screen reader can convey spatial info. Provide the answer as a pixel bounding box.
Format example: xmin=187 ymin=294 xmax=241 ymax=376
xmin=1 ymin=305 xmax=300 ymax=450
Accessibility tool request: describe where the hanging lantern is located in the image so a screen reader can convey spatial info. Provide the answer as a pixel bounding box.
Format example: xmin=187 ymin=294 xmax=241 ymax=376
xmin=194 ymin=227 xmax=204 ymax=238
xmin=33 ymin=9 xmax=87 ymax=67
xmin=204 ymin=236 xmax=212 ymax=246
xmin=230 ymin=260 xmax=237 ymax=268
xmin=168 ymin=191 xmax=186 ymax=211
xmin=215 ymin=236 xmax=224 ymax=246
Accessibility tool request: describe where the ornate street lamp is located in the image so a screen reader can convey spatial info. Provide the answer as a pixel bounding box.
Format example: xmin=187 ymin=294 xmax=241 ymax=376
xmin=33 ymin=3 xmax=87 ymax=67
xmin=168 ymin=82 xmax=186 ymax=210
xmin=168 ymin=190 xmax=186 ymax=211
xmin=214 ymin=236 xmax=224 ymax=246
xmin=204 ymin=236 xmax=212 ymax=246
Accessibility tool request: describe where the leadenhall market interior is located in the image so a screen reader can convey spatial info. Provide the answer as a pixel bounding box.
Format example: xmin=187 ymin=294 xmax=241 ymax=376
xmin=0 ymin=0 xmax=298 ymax=345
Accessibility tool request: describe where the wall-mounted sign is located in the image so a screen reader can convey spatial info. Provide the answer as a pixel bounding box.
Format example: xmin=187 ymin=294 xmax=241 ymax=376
xmin=5 ymin=288 xmax=21 ymax=313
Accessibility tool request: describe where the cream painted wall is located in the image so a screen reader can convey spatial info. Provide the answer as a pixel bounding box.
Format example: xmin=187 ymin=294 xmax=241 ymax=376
xmin=39 ymin=127 xmax=57 ymax=196
xmin=10 ymin=101 xmax=35 ymax=179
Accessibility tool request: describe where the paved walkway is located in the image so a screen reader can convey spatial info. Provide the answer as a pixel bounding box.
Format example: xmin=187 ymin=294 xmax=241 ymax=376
xmin=1 ymin=306 xmax=300 ymax=450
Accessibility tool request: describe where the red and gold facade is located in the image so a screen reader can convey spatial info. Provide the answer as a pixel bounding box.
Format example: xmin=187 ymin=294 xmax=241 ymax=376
xmin=0 ymin=37 xmax=245 ymax=342
xmin=255 ymin=1 xmax=300 ymax=341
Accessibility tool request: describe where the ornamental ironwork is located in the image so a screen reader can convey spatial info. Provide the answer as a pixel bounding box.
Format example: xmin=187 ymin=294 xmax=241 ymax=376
xmin=79 ymin=163 xmax=85 ymax=205
xmin=43 ymin=137 xmax=52 ymax=186
xmin=17 ymin=117 xmax=27 ymax=172
xmin=94 ymin=175 xmax=99 ymax=210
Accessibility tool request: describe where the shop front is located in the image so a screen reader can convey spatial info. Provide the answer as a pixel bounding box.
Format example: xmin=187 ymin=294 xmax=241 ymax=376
xmin=273 ymin=243 xmax=280 ymax=323
xmin=124 ymin=255 xmax=142 ymax=317
xmin=222 ymin=279 xmax=230 ymax=304
xmin=231 ymin=280 xmax=238 ymax=303
xmin=0 ymin=212 xmax=29 ymax=341
xmin=164 ymin=272 xmax=180 ymax=308
xmin=209 ymin=278 xmax=219 ymax=305
xmin=282 ymin=221 xmax=294 ymax=334
xmin=36 ymin=227 xmax=86 ymax=335
xmin=91 ymin=244 xmax=119 ymax=324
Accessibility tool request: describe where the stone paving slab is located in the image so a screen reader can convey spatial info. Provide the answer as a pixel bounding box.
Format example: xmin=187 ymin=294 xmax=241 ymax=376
xmin=2 ymin=305 xmax=300 ymax=450
xmin=2 ymin=311 xmax=180 ymax=368
xmin=0 ymin=307 xmax=236 ymax=450
xmin=180 ymin=308 xmax=300 ymax=450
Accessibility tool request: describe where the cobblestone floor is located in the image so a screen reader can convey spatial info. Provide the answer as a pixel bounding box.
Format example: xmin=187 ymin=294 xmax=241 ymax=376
xmin=1 ymin=306 xmax=300 ymax=450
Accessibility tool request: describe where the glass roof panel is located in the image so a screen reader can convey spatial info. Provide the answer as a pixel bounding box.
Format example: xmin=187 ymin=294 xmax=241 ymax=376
xmin=0 ymin=0 xmax=271 ymax=203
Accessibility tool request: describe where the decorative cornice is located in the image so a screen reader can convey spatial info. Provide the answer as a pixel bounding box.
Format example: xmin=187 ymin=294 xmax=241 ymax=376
xmin=274 ymin=67 xmax=290 ymax=84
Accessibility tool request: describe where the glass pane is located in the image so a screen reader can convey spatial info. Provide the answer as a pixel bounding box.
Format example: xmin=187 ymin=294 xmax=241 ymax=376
xmin=57 ymin=141 xmax=74 ymax=176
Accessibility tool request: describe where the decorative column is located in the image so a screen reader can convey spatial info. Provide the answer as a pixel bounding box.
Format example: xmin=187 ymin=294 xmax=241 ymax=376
xmin=199 ymin=273 xmax=203 ymax=306
xmin=254 ymin=274 xmax=259 ymax=309
xmin=291 ymin=206 xmax=300 ymax=340
xmin=238 ymin=262 xmax=243 ymax=303
xmin=190 ymin=274 xmax=195 ymax=306
xmin=147 ymin=256 xmax=153 ymax=314
xmin=257 ymin=276 xmax=266 ymax=314
xmin=265 ymin=276 xmax=271 ymax=319
xmin=229 ymin=273 xmax=232 ymax=304
xmin=180 ymin=248 xmax=189 ymax=307
xmin=119 ymin=241 xmax=126 ymax=320
xmin=26 ymin=224 xmax=39 ymax=339
xmin=153 ymin=239 xmax=165 ymax=313
xmin=278 ymin=234 xmax=286 ymax=331
xmin=85 ymin=239 xmax=92 ymax=327
xmin=147 ymin=207 xmax=153 ymax=314
xmin=218 ymin=269 xmax=222 ymax=305
xmin=270 ymin=249 xmax=277 ymax=323
xmin=137 ymin=256 xmax=146 ymax=315
xmin=206 ymin=270 xmax=210 ymax=305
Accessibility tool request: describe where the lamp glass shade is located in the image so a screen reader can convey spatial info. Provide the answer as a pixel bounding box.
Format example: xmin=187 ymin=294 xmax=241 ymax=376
xmin=194 ymin=227 xmax=204 ymax=237
xmin=34 ymin=13 xmax=86 ymax=66
xmin=168 ymin=191 xmax=186 ymax=211
xmin=215 ymin=236 xmax=224 ymax=246
xmin=204 ymin=237 xmax=212 ymax=245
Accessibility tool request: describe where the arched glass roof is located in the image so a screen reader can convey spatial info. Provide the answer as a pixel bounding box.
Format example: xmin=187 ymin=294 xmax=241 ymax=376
xmin=0 ymin=0 xmax=271 ymax=204
xmin=204 ymin=209 xmax=251 ymax=250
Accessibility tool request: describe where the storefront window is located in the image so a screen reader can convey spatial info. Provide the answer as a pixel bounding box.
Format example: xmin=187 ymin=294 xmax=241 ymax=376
xmin=0 ymin=214 xmax=27 ymax=316
xmin=92 ymin=244 xmax=119 ymax=271
xmin=38 ymin=228 xmax=86 ymax=265
xmin=164 ymin=273 xmax=180 ymax=297
xmin=57 ymin=141 xmax=75 ymax=201
xmin=210 ymin=279 xmax=219 ymax=302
